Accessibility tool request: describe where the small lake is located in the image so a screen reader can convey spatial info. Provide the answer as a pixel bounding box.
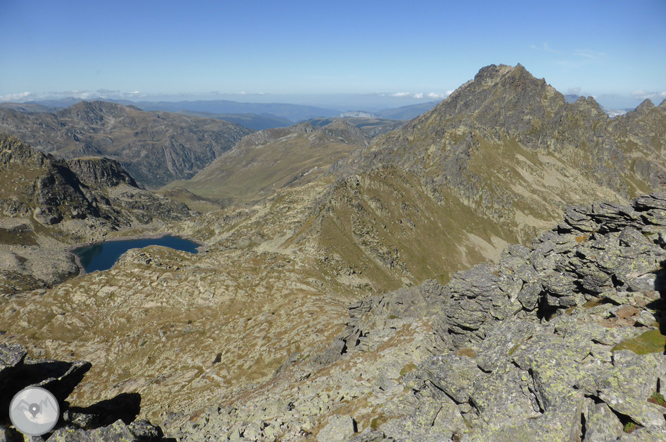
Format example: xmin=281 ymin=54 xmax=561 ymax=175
xmin=72 ymin=236 xmax=201 ymax=273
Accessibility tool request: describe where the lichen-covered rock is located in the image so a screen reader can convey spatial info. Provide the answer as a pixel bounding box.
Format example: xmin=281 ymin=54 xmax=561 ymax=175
xmin=468 ymin=394 xmax=585 ymax=442
xmin=476 ymin=318 xmax=538 ymax=373
xmin=47 ymin=419 xmax=137 ymax=442
xmin=444 ymin=264 xmax=521 ymax=348
xmin=317 ymin=415 xmax=355 ymax=442
xmin=127 ymin=420 xmax=163 ymax=441
xmin=577 ymin=353 xmax=666 ymax=428
xmin=616 ymin=425 xmax=666 ymax=441
xmin=583 ymin=400 xmax=624 ymax=442
xmin=0 ymin=426 xmax=22 ymax=442
xmin=0 ymin=342 xmax=27 ymax=372
xmin=408 ymin=354 xmax=481 ymax=404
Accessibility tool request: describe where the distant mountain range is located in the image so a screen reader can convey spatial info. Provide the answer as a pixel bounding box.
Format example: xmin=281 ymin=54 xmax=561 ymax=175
xmin=336 ymin=111 xmax=378 ymax=118
xmin=0 ymin=101 xmax=252 ymax=188
xmin=2 ymin=97 xmax=445 ymax=126
xmin=564 ymin=94 xmax=632 ymax=117
xmin=175 ymin=110 xmax=294 ymax=131
xmin=0 ymin=102 xmax=59 ymax=113
xmin=374 ymin=101 xmax=440 ymax=120
xmin=5 ymin=98 xmax=342 ymax=123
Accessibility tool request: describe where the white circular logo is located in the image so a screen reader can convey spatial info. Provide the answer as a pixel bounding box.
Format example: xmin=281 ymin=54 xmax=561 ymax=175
xmin=9 ymin=387 xmax=60 ymax=436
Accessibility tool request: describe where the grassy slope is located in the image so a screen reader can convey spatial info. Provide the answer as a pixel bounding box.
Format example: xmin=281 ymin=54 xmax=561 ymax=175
xmin=168 ymin=127 xmax=364 ymax=204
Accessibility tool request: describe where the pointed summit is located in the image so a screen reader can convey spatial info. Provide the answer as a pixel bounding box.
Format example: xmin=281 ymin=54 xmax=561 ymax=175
xmin=635 ymin=99 xmax=656 ymax=113
xmin=571 ymin=95 xmax=606 ymax=118
xmin=404 ymin=63 xmax=565 ymax=147
xmin=472 ymin=64 xmax=514 ymax=85
xmin=340 ymin=62 xmax=666 ymax=207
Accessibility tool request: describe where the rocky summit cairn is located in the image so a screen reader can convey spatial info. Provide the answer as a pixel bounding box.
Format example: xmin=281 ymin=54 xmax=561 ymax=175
xmin=167 ymin=192 xmax=666 ymax=441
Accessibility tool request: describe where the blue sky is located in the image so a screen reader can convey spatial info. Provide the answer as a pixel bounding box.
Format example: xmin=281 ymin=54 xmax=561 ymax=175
xmin=0 ymin=0 xmax=664 ymax=109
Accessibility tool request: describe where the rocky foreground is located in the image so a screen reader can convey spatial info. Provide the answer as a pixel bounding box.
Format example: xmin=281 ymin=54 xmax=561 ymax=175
xmin=162 ymin=192 xmax=666 ymax=441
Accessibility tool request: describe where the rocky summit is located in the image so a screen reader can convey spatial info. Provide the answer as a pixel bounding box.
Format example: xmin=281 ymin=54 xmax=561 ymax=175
xmin=1 ymin=64 xmax=666 ymax=442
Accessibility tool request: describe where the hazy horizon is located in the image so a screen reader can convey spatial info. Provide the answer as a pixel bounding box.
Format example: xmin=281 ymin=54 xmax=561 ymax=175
xmin=2 ymin=89 xmax=660 ymax=114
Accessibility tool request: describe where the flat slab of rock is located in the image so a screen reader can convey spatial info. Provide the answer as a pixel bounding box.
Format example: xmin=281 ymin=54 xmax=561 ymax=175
xmin=317 ymin=415 xmax=355 ymax=442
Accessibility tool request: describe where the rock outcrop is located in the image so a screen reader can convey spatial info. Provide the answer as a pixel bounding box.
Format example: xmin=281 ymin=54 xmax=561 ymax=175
xmin=65 ymin=157 xmax=139 ymax=189
xmin=164 ymin=192 xmax=666 ymax=441
xmin=0 ymin=133 xmax=190 ymax=227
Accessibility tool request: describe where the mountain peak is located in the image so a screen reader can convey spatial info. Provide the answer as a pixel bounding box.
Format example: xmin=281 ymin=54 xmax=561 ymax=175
xmin=57 ymin=100 xmax=131 ymax=122
xmin=67 ymin=100 xmax=126 ymax=113
xmin=406 ymin=63 xmax=564 ymax=141
xmin=472 ymin=64 xmax=515 ymax=85
xmin=293 ymin=121 xmax=317 ymax=133
xmin=635 ymin=99 xmax=656 ymax=113
xmin=571 ymin=95 xmax=606 ymax=118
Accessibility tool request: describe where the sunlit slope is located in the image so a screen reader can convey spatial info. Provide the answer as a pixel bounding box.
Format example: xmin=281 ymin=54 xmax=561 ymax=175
xmin=343 ymin=65 xmax=664 ymax=195
xmin=287 ymin=64 xmax=665 ymax=291
xmin=170 ymin=121 xmax=369 ymax=203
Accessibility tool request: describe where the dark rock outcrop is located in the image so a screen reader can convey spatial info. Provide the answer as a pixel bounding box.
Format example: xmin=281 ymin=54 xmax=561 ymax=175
xmin=0 ymin=133 xmax=195 ymax=293
xmin=66 ymin=157 xmax=139 ymax=189
xmin=1 ymin=133 xmax=191 ymax=227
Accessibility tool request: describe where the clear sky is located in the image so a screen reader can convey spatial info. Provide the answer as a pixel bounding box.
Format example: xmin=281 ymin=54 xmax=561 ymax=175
xmin=0 ymin=0 xmax=664 ymax=109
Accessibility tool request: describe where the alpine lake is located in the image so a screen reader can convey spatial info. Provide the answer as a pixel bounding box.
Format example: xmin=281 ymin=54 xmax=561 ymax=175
xmin=71 ymin=235 xmax=201 ymax=273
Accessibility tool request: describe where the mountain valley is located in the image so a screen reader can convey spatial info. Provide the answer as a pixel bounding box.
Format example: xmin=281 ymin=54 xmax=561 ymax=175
xmin=1 ymin=64 xmax=666 ymax=441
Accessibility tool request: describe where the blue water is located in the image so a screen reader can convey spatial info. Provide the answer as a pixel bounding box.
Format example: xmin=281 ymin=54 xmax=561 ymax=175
xmin=72 ymin=236 xmax=200 ymax=273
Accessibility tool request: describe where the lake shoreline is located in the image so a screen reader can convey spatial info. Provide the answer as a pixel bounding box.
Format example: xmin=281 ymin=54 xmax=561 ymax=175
xmin=67 ymin=233 xmax=207 ymax=276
